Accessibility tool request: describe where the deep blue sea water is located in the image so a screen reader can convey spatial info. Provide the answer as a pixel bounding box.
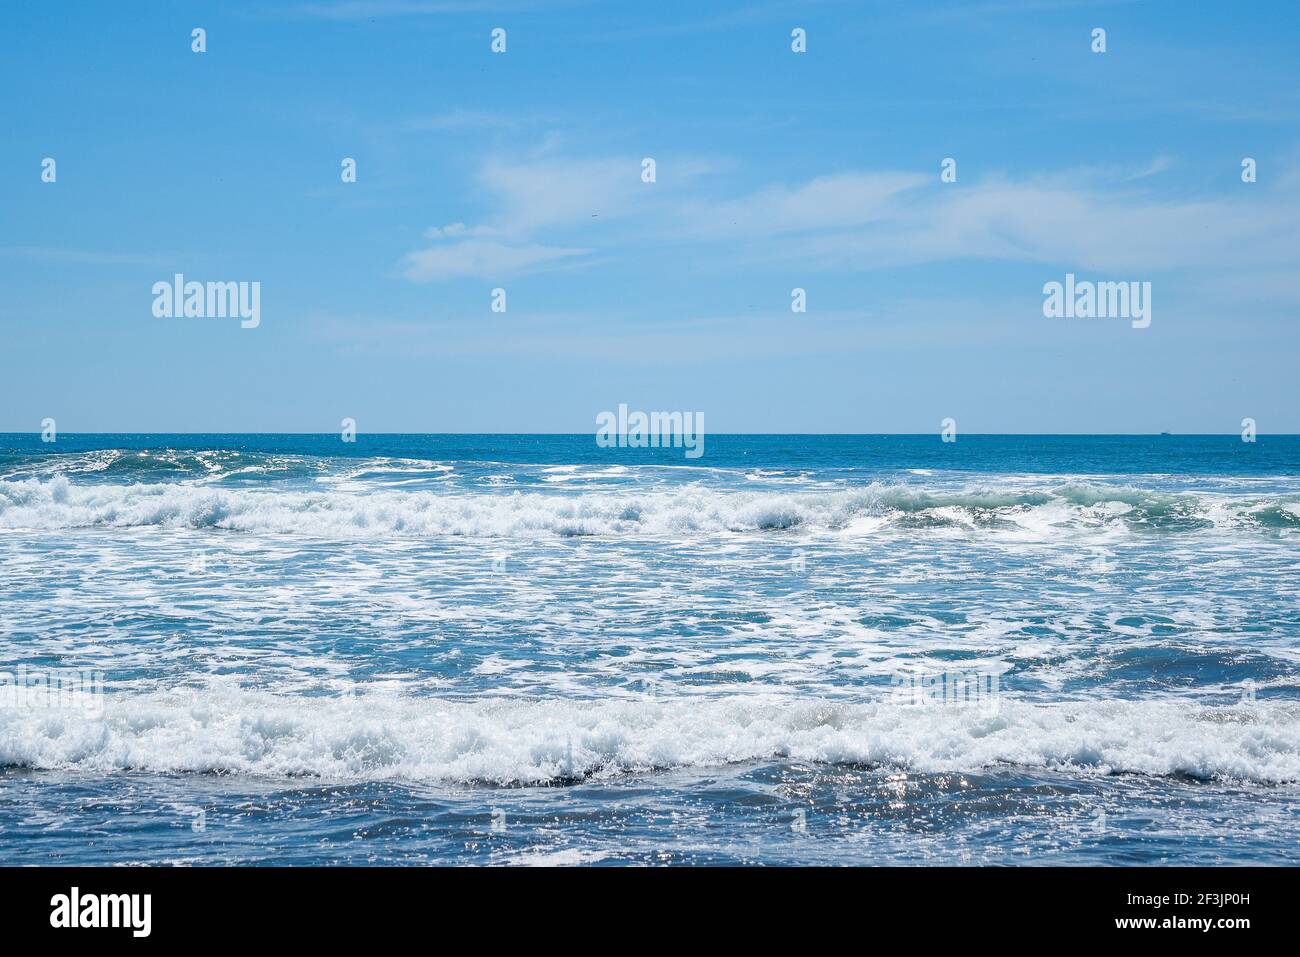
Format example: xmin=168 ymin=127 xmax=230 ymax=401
xmin=2 ymin=434 xmax=1298 ymax=865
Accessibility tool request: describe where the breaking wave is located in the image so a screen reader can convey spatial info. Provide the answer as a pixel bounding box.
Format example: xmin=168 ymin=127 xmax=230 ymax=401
xmin=1 ymin=689 xmax=1296 ymax=784
xmin=0 ymin=475 xmax=1296 ymax=538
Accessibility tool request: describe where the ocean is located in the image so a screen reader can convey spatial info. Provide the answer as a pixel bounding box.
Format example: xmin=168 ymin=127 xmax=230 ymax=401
xmin=1 ymin=434 xmax=1297 ymax=865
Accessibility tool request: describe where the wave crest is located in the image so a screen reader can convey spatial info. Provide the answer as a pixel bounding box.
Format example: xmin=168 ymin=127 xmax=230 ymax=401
xmin=2 ymin=690 xmax=1296 ymax=784
xmin=1 ymin=476 xmax=1296 ymax=538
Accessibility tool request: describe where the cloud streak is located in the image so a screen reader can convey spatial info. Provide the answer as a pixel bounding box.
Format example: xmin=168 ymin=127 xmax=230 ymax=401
xmin=396 ymin=147 xmax=1300 ymax=285
xmin=400 ymin=239 xmax=591 ymax=281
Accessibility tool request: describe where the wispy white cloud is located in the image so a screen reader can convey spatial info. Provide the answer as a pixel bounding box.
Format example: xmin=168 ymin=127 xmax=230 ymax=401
xmin=475 ymin=155 xmax=648 ymax=235
xmin=396 ymin=146 xmax=1300 ymax=286
xmin=786 ymin=178 xmax=1300 ymax=273
xmin=671 ymin=171 xmax=928 ymax=241
xmin=400 ymin=239 xmax=591 ymax=281
xmin=642 ymin=157 xmax=1298 ymax=278
xmin=398 ymin=151 xmax=677 ymax=281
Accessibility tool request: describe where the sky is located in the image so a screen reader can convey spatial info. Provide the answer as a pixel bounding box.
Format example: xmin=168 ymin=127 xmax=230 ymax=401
xmin=2 ymin=0 xmax=1298 ymax=433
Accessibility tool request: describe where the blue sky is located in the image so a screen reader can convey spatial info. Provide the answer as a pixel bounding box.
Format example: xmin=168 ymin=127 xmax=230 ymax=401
xmin=2 ymin=0 xmax=1298 ymax=433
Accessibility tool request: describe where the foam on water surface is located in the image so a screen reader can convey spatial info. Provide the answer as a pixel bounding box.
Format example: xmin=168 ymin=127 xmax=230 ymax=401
xmin=1 ymin=435 xmax=1298 ymax=863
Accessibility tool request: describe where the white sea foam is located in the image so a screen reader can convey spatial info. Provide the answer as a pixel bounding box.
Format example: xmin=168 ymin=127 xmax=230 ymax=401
xmin=1 ymin=689 xmax=1296 ymax=784
xmin=1 ymin=476 xmax=1295 ymax=538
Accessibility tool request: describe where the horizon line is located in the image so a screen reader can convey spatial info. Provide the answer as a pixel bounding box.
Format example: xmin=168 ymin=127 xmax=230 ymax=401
xmin=1 ymin=432 xmax=1293 ymax=439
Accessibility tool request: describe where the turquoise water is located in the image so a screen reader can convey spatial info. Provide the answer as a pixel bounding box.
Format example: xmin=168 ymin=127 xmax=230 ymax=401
xmin=1 ymin=434 xmax=1298 ymax=864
